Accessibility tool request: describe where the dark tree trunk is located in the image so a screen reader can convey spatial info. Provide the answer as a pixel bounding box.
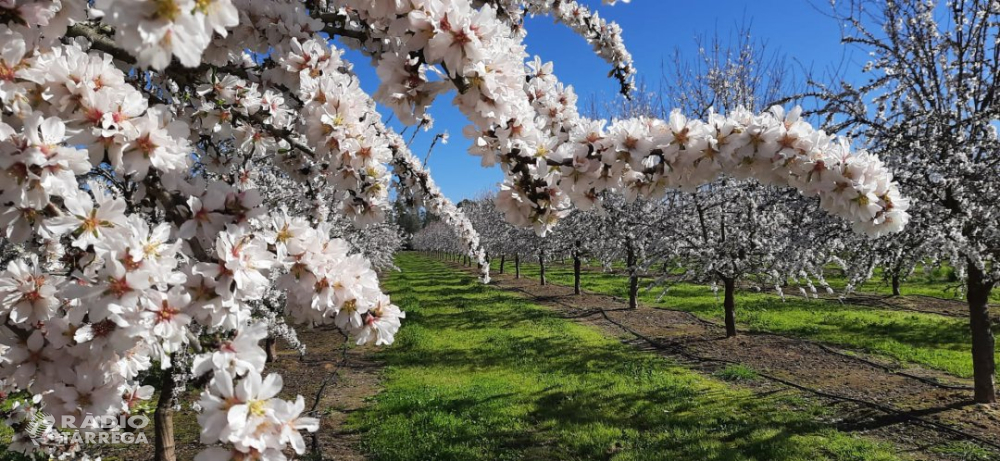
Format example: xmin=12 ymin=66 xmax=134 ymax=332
xmin=154 ymin=370 xmax=176 ymax=461
xmin=628 ymin=274 xmax=638 ymax=309
xmin=891 ymin=274 xmax=901 ymax=296
xmin=626 ymin=244 xmax=638 ymax=309
xmin=499 ymin=254 xmax=505 ymax=274
xmin=265 ymin=335 xmax=278 ymax=363
xmin=515 ymin=254 xmax=521 ymax=279
xmin=539 ymin=249 xmax=546 ymax=286
xmin=573 ymin=251 xmax=582 ymax=295
xmin=967 ymin=262 xmax=996 ymax=404
xmin=723 ymin=276 xmax=737 ymax=338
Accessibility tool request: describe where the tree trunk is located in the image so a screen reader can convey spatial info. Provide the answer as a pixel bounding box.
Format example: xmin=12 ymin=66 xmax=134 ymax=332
xmin=515 ymin=254 xmax=521 ymax=279
xmin=723 ymin=276 xmax=737 ymax=338
xmin=499 ymin=254 xmax=505 ymax=274
xmin=573 ymin=251 xmax=582 ymax=295
xmin=539 ymin=249 xmax=546 ymax=286
xmin=626 ymin=245 xmax=638 ymax=309
xmin=967 ymin=262 xmax=996 ymax=404
xmin=891 ymin=274 xmax=901 ymax=296
xmin=628 ymin=273 xmax=638 ymax=309
xmin=154 ymin=370 xmax=176 ymax=461
xmin=265 ymin=335 xmax=278 ymax=363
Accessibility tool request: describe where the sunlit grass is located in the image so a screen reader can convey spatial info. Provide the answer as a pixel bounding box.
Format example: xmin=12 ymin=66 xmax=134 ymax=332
xmin=349 ymin=253 xmax=903 ymax=461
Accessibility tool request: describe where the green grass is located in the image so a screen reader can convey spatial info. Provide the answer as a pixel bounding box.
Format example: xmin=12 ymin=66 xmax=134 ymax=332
xmin=715 ymin=364 xmax=760 ymax=383
xmin=350 ymin=253 xmax=903 ymax=461
xmin=534 ymin=258 xmax=992 ymax=300
xmin=509 ymin=262 xmax=999 ymax=380
xmin=820 ymin=265 xmax=993 ymax=300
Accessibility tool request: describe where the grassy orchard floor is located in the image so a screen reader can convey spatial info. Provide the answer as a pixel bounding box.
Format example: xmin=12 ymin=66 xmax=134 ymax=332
xmin=349 ymin=253 xmax=901 ymax=461
xmin=594 ymin=261 xmax=993 ymax=301
xmin=509 ymin=261 xmax=999 ymax=381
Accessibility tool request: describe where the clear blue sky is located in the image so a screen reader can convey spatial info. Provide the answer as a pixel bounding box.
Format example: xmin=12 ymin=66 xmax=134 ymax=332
xmin=343 ymin=1 xmax=865 ymax=203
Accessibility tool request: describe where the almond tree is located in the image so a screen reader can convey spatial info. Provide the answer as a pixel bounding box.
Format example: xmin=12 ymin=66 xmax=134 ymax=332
xmin=810 ymin=0 xmax=1000 ymax=403
xmin=625 ymin=27 xmax=844 ymax=336
xmin=412 ymin=221 xmax=463 ymax=259
xmin=662 ymin=183 xmax=843 ymax=336
xmin=580 ymin=193 xmax=670 ymax=308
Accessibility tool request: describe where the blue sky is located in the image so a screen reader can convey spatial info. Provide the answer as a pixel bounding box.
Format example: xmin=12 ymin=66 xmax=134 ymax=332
xmin=343 ymin=1 xmax=866 ymax=203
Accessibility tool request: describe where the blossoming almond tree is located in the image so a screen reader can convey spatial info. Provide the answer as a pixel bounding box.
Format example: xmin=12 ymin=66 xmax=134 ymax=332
xmin=0 ymin=0 xmax=910 ymax=460
xmin=411 ymin=220 xmax=463 ymax=259
xmin=633 ymin=26 xmax=852 ymax=338
xmin=810 ymin=0 xmax=1000 ymax=404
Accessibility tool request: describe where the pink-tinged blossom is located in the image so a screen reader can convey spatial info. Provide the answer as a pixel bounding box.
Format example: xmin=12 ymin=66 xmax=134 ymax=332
xmin=0 ymin=255 xmax=62 ymax=325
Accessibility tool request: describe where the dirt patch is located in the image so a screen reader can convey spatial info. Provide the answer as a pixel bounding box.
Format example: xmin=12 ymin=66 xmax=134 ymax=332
xmin=267 ymin=324 xmax=382 ymax=461
xmin=454 ymin=260 xmax=1000 ymax=460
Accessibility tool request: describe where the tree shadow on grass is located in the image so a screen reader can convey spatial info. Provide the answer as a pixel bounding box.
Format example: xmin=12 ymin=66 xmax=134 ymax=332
xmin=835 ymin=399 xmax=976 ymax=433
xmin=363 ymin=256 xmax=896 ymax=460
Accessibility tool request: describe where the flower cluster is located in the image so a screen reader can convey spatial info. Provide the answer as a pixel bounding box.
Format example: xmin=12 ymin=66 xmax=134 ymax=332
xmin=0 ymin=3 xmax=420 ymax=460
xmin=509 ymin=102 xmax=910 ymax=237
xmin=93 ymin=0 xmax=239 ymax=70
xmin=196 ymin=369 xmax=317 ymax=460
xmin=489 ymin=56 xmax=910 ymax=236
